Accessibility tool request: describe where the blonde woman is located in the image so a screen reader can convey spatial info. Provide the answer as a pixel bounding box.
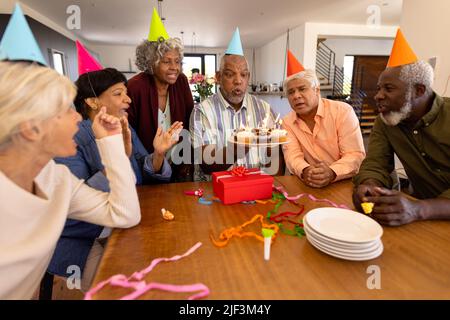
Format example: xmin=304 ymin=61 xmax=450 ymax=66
xmin=0 ymin=61 xmax=141 ymax=299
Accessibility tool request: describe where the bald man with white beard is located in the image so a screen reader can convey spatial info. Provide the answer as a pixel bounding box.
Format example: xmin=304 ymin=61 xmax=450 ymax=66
xmin=353 ymin=60 xmax=450 ymax=226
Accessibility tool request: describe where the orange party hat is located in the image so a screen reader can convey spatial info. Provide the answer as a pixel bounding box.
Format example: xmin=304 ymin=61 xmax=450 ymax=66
xmin=387 ymin=29 xmax=418 ymax=68
xmin=287 ymin=50 xmax=305 ymax=77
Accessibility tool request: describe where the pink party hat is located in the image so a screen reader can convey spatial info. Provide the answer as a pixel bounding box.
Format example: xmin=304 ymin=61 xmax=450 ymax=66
xmin=76 ymin=40 xmax=103 ymax=75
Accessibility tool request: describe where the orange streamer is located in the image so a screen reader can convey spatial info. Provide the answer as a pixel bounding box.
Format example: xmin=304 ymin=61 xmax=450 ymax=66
xmin=255 ymin=199 xmax=278 ymax=204
xmin=210 ymin=214 xmax=279 ymax=247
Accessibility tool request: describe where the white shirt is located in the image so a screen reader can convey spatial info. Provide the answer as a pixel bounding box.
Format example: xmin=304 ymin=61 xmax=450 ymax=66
xmin=0 ymin=135 xmax=141 ymax=299
xmin=158 ymin=96 xmax=176 ymax=160
xmin=157 ymin=96 xmax=172 ymax=132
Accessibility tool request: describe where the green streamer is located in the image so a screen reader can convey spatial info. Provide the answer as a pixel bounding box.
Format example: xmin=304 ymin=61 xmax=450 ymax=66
xmin=265 ymin=192 xmax=305 ymax=238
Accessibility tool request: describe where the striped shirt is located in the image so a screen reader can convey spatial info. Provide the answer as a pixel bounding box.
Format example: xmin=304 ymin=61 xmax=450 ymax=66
xmin=190 ymin=90 xmax=274 ymax=180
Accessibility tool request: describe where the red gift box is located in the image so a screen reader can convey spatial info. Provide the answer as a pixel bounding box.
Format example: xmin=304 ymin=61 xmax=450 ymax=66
xmin=212 ymin=167 xmax=274 ymax=205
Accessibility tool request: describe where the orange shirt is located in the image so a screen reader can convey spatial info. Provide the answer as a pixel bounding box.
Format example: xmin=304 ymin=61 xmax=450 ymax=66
xmin=282 ymin=98 xmax=365 ymax=182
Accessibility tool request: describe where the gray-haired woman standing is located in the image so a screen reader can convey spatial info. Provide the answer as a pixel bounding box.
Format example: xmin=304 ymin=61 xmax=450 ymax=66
xmin=127 ymin=38 xmax=194 ymax=182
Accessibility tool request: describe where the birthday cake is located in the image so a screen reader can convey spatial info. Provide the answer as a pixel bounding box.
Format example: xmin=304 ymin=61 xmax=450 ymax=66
xmin=233 ymin=127 xmax=288 ymax=144
xmin=232 ymin=113 xmax=288 ymax=144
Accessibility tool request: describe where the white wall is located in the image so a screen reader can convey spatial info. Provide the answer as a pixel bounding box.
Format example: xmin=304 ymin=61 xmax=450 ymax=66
xmin=0 ymin=0 xmax=16 ymax=12
xmin=401 ymin=0 xmax=450 ymax=96
xmin=255 ymin=94 xmax=292 ymax=118
xmin=1 ymin=0 xmax=76 ymax=41
xmin=323 ymin=38 xmax=394 ymax=68
xmin=303 ymin=23 xmax=397 ymax=70
xmin=87 ymin=43 xmax=137 ymax=72
xmin=88 ymin=43 xmax=253 ymax=78
xmin=255 ymin=22 xmax=397 ymax=86
xmin=255 ymin=24 xmax=305 ymax=85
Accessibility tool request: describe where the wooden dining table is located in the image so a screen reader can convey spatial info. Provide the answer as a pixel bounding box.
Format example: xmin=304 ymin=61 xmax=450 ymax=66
xmin=91 ymin=176 xmax=450 ymax=299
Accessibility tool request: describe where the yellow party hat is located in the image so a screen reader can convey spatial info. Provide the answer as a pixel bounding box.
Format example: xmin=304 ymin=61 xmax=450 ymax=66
xmin=148 ymin=8 xmax=169 ymax=41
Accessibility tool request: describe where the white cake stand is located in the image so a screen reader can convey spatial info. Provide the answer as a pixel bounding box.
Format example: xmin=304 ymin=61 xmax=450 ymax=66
xmin=227 ymin=136 xmax=290 ymax=147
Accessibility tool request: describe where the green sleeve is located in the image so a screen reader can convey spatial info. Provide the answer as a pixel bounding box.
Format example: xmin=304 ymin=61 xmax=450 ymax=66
xmin=353 ymin=117 xmax=395 ymax=188
xmin=439 ymin=189 xmax=450 ymax=199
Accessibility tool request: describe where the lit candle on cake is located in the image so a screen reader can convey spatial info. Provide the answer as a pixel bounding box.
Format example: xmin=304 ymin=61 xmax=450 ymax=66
xmin=263 ymin=111 xmax=270 ymax=128
xmin=274 ymin=113 xmax=280 ymax=128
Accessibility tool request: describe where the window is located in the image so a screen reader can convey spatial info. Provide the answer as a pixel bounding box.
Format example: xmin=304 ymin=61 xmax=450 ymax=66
xmin=343 ymin=55 xmax=354 ymax=95
xmin=183 ymin=53 xmax=217 ymax=102
xmin=184 ymin=55 xmax=202 ymax=79
xmin=49 ymin=49 xmax=67 ymax=75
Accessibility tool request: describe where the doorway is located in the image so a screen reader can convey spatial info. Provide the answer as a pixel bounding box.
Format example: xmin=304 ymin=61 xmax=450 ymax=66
xmin=351 ymin=55 xmax=389 ymax=109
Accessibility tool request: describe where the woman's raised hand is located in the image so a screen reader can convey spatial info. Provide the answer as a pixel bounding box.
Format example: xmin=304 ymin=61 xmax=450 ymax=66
xmin=92 ymin=107 xmax=122 ymax=139
xmin=120 ymin=116 xmax=133 ymax=157
xmin=153 ymin=121 xmax=183 ymax=156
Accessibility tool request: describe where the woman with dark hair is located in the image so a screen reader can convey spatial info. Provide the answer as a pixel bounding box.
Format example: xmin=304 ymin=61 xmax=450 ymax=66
xmin=128 ymin=38 xmax=194 ymax=181
xmin=47 ymin=68 xmax=182 ymax=291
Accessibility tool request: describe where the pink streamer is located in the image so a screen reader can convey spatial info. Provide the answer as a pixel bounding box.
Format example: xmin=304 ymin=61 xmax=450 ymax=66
xmin=84 ymin=242 xmax=209 ymax=300
xmin=273 ymin=185 xmax=350 ymax=209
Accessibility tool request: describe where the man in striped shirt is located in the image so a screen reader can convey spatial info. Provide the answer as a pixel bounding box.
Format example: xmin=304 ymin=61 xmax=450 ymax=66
xmin=190 ymin=54 xmax=280 ymax=181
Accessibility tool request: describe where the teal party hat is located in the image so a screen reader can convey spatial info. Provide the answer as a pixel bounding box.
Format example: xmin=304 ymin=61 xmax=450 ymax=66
xmin=225 ymin=27 xmax=244 ymax=56
xmin=0 ymin=4 xmax=47 ymax=65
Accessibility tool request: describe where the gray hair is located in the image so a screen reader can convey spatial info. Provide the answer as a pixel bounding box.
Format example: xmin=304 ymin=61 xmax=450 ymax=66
xmin=0 ymin=61 xmax=76 ymax=149
xmin=399 ymin=60 xmax=434 ymax=96
xmin=219 ymin=54 xmax=250 ymax=72
xmin=135 ymin=37 xmax=184 ymax=73
xmin=283 ymin=69 xmax=320 ymax=95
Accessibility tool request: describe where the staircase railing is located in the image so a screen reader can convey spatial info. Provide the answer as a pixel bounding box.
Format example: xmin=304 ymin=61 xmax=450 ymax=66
xmin=317 ymin=41 xmax=366 ymax=120
xmin=326 ymin=91 xmax=366 ymax=121
xmin=332 ymin=66 xmax=344 ymax=96
xmin=328 ymin=72 xmax=367 ymax=122
xmin=316 ymin=41 xmax=335 ymax=85
xmin=328 ymin=65 xmax=366 ymax=120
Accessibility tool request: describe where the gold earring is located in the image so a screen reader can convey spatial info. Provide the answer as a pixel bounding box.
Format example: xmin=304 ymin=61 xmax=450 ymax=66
xmin=92 ymin=100 xmax=100 ymax=110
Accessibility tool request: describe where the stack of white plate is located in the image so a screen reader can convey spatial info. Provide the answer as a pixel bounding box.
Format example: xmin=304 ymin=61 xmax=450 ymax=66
xmin=304 ymin=208 xmax=384 ymax=261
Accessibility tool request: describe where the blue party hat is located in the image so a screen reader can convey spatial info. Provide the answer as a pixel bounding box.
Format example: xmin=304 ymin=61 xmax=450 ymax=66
xmin=0 ymin=4 xmax=47 ymax=65
xmin=225 ymin=28 xmax=244 ymax=56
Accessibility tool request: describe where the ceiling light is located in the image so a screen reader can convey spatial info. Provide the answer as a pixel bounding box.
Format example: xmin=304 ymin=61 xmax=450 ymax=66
xmin=158 ymin=0 xmax=166 ymax=21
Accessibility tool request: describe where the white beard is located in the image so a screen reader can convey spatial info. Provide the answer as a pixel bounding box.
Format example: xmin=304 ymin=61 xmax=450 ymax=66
xmin=380 ymin=102 xmax=412 ymax=126
xmin=380 ymin=88 xmax=413 ymax=126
